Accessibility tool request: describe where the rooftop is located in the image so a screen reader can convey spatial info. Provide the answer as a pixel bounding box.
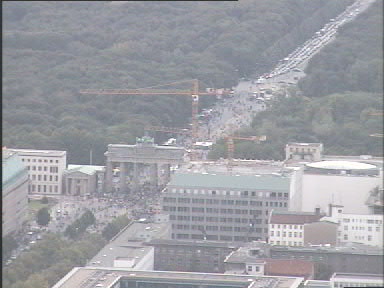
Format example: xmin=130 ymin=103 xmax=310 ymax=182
xmin=264 ymin=259 xmax=314 ymax=278
xmin=52 ymin=267 xmax=304 ymax=288
xmin=167 ymin=173 xmax=290 ymax=192
xmin=66 ymin=164 xmax=105 ymax=175
xmin=270 ymin=211 xmax=324 ymax=225
xmin=88 ymin=220 xmax=170 ymax=268
xmin=2 ymin=149 xmax=28 ymax=190
xmin=286 ymin=142 xmax=323 ymax=147
xmin=271 ymin=243 xmax=383 ymax=255
xmin=331 ymin=272 xmax=384 ymax=282
xmin=306 ymin=160 xmax=377 ymax=170
xmin=6 ymin=148 xmax=66 ymax=157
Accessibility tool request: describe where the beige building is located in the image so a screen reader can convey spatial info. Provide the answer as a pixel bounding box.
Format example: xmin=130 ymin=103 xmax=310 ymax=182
xmin=8 ymin=148 xmax=67 ymax=195
xmin=2 ymin=148 xmax=29 ymax=235
xmin=285 ymin=142 xmax=323 ymax=162
xmin=268 ymin=210 xmax=338 ymax=247
xmin=63 ymin=165 xmax=105 ymax=196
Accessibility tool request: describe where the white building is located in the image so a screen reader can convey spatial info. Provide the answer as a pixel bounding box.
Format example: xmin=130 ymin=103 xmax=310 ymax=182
xmin=328 ymin=205 xmax=383 ymax=247
xmin=330 ymin=273 xmax=384 ymax=288
xmin=291 ymin=160 xmax=382 ymax=214
xmin=285 ymin=142 xmax=323 ymax=162
xmin=7 ymin=149 xmax=67 ymax=195
xmin=268 ymin=210 xmax=328 ymax=247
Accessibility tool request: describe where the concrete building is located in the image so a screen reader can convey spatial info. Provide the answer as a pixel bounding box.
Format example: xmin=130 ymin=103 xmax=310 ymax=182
xmin=146 ymin=239 xmax=240 ymax=273
xmin=88 ymin=219 xmax=171 ymax=270
xmin=52 ymin=267 xmax=304 ymax=288
xmin=104 ymin=136 xmax=184 ymax=193
xmin=330 ymin=273 xmax=384 ymax=288
xmin=270 ymin=243 xmax=383 ymax=275
xmin=327 ymin=204 xmax=383 ymax=247
xmin=285 ymin=143 xmax=323 ymax=162
xmin=2 ymin=148 xmax=29 ymax=235
xmin=63 ymin=164 xmax=105 ymax=195
xmin=162 ymin=172 xmax=291 ymax=242
xmin=291 ymin=160 xmax=382 ymax=214
xmin=7 ymin=148 xmax=67 ymax=195
xmin=303 ymin=280 xmax=331 ymax=288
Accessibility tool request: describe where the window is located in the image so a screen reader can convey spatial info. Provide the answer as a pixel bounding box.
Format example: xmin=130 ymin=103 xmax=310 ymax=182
xmin=255 ymin=266 xmax=260 ymax=272
xmin=44 ymin=167 xmax=48 ymax=171
xmin=343 ymin=234 xmax=348 ymax=240
xmin=44 ymin=175 xmax=47 ymax=181
xmin=368 ymin=227 xmax=372 ymax=231
xmin=38 ymin=166 xmax=42 ymax=171
xmin=247 ymin=266 xmax=253 ymax=272
xmin=376 ymin=227 xmax=380 ymax=232
xmin=368 ymin=235 xmax=372 ymax=241
xmin=289 ymin=232 xmax=292 ymax=237
xmin=32 ymin=175 xmax=36 ymax=180
xmin=38 ymin=175 xmax=41 ymax=181
xmin=270 ymin=231 xmax=274 ymax=236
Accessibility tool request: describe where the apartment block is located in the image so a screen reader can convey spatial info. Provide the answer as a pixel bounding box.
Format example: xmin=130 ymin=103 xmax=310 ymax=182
xmin=8 ymin=148 xmax=67 ymax=195
xmin=162 ymin=172 xmax=291 ymax=242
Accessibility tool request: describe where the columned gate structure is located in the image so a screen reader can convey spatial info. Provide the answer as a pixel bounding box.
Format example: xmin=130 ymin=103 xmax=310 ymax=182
xmin=104 ymin=137 xmax=185 ymax=193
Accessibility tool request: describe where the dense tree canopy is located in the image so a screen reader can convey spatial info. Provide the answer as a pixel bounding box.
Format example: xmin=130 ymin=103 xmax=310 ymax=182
xmin=209 ymin=1 xmax=383 ymax=160
xmin=3 ymin=0 xmax=352 ymax=164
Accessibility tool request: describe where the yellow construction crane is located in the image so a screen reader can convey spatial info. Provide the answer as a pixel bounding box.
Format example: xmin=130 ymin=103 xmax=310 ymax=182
xmin=80 ymin=79 xmax=231 ymax=144
xmin=226 ymin=135 xmax=267 ymax=171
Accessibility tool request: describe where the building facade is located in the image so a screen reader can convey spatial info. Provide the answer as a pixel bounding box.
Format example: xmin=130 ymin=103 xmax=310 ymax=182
xmin=63 ymin=165 xmax=105 ymax=195
xmin=270 ymin=244 xmax=383 ymax=275
xmin=285 ymin=142 xmax=323 ymax=162
xmin=7 ymin=148 xmax=67 ymax=195
xmin=291 ymin=161 xmax=382 ymax=214
xmin=328 ymin=205 xmax=383 ymax=247
xmin=269 ymin=210 xmax=326 ymax=246
xmin=2 ymin=149 xmax=29 ymax=235
xmin=146 ymin=239 xmax=239 ymax=273
xmin=162 ymin=173 xmax=291 ymax=242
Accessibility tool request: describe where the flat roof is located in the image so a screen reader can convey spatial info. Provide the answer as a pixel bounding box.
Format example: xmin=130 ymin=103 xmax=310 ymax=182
xmin=271 ymin=243 xmax=383 ymax=255
xmin=331 ymin=272 xmax=384 ymax=281
xmin=52 ymin=267 xmax=304 ymax=288
xmin=7 ymin=148 xmax=66 ymax=156
xmin=168 ymin=173 xmax=290 ymax=192
xmin=88 ymin=221 xmax=170 ymax=268
xmin=306 ymin=161 xmax=377 ymax=170
xmin=66 ymin=164 xmax=105 ymax=175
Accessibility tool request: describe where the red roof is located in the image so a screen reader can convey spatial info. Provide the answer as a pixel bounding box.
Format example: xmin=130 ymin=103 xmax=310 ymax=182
xmin=270 ymin=213 xmax=323 ymax=224
xmin=264 ymin=258 xmax=314 ymax=279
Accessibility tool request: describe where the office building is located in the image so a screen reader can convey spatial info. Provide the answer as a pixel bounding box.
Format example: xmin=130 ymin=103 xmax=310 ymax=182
xmin=52 ymin=267 xmax=304 ymax=288
xmin=7 ymin=148 xmax=67 ymax=195
xmin=162 ymin=172 xmax=291 ymax=242
xmin=2 ymin=148 xmax=29 ymax=235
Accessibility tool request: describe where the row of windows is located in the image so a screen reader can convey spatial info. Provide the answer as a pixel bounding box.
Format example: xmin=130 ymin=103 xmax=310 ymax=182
xmin=26 ymin=166 xmax=59 ymax=173
xmin=343 ymin=218 xmax=382 ymax=224
xmin=175 ymin=234 xmax=249 ymax=242
xmin=269 ymin=240 xmax=303 ymax=246
xmin=344 ymin=225 xmax=381 ymax=232
xmin=22 ymin=158 xmax=59 ymax=163
xmin=271 ymin=231 xmax=303 ymax=238
xmin=29 ymin=174 xmax=59 ymax=182
xmin=30 ymin=184 xmax=58 ymax=193
xmin=169 ymin=215 xmax=268 ymax=225
xmin=168 ymin=190 xmax=288 ymax=198
xmin=164 ymin=206 xmax=272 ymax=216
xmin=271 ymin=224 xmax=303 ymax=229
